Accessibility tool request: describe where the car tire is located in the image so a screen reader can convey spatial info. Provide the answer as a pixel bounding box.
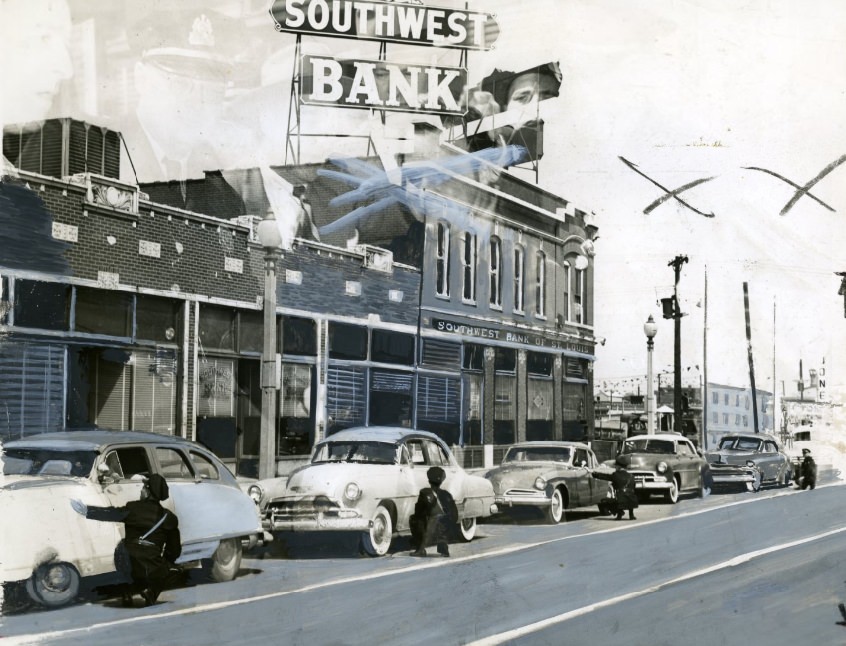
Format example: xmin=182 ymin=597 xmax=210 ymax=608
xmin=362 ymin=505 xmax=393 ymax=556
xmin=664 ymin=478 xmax=680 ymax=504
xmin=209 ymin=538 xmax=243 ymax=582
xmin=26 ymin=562 xmax=80 ymax=607
xmin=780 ymin=468 xmax=791 ymax=488
xmin=746 ymin=470 xmax=762 ymax=492
xmin=457 ymin=516 xmax=477 ymax=542
xmin=546 ymin=488 xmax=565 ymax=524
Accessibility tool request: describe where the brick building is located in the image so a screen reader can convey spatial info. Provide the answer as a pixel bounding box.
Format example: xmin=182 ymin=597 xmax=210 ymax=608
xmin=2 ymin=116 xmax=600 ymax=474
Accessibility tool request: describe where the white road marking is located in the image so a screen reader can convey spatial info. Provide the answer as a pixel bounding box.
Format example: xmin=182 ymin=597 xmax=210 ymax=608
xmin=3 ymin=483 xmax=839 ymax=645
xmin=467 ymin=523 xmax=846 ymax=645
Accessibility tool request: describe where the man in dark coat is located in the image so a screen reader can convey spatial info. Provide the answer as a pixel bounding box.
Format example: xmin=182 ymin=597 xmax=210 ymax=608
xmin=800 ymin=448 xmax=817 ymax=490
xmin=610 ymin=456 xmax=639 ymax=520
xmin=72 ymin=474 xmax=181 ymax=606
xmin=409 ymin=466 xmax=459 ymax=557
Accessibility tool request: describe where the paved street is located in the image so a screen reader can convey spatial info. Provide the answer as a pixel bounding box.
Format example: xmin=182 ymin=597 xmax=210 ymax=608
xmin=3 ymin=474 xmax=844 ymax=646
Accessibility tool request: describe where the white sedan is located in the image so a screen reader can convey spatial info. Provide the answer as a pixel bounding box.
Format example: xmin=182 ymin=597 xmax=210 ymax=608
xmin=1 ymin=429 xmax=268 ymax=608
xmin=259 ymin=427 xmax=497 ymax=556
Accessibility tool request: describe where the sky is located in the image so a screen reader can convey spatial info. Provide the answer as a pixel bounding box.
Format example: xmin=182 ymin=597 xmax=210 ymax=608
xmin=2 ymin=0 xmax=845 ymax=403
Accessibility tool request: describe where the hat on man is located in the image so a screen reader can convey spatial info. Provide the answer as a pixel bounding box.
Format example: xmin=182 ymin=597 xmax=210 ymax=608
xmin=615 ymin=454 xmax=631 ymax=468
xmin=802 ymin=448 xmax=812 ymax=455
xmin=144 ymin=473 xmax=170 ymax=501
xmin=427 ymin=466 xmax=446 ymax=486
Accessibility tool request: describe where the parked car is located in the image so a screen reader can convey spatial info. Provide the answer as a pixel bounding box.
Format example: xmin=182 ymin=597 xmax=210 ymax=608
xmin=1 ymin=429 xmax=267 ymax=608
xmin=262 ymin=426 xmax=497 ymax=556
xmin=606 ymin=433 xmax=711 ymax=503
xmin=483 ymin=441 xmax=613 ymax=523
xmin=705 ymin=432 xmax=792 ymax=491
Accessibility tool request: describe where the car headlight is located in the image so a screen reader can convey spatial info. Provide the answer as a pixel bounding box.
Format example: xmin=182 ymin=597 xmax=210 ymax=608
xmin=534 ymin=476 xmax=547 ymax=491
xmin=344 ymin=482 xmax=361 ymax=501
xmin=746 ymin=460 xmax=756 ymax=468
xmin=656 ymin=461 xmax=668 ymax=474
xmin=248 ymin=485 xmax=263 ymax=505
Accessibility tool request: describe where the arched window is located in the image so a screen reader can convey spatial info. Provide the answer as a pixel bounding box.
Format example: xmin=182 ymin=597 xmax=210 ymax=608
xmin=574 ymin=266 xmax=586 ymax=324
xmin=489 ymin=236 xmax=502 ymax=308
xmin=513 ymin=246 xmax=525 ymax=313
xmin=461 ymin=230 xmax=477 ymax=303
xmin=535 ymin=250 xmax=546 ymax=317
xmin=435 ymin=221 xmax=450 ymax=297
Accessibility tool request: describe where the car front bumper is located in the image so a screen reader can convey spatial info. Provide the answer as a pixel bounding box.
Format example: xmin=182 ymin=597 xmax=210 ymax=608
xmin=709 ymin=469 xmax=757 ymax=484
xmin=495 ymin=490 xmax=550 ymax=508
xmin=630 ymin=472 xmax=671 ymax=491
xmin=268 ymin=500 xmax=373 ymax=532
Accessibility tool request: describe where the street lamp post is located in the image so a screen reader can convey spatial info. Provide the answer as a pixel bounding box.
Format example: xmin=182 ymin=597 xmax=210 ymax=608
xmin=643 ymin=314 xmax=658 ymax=434
xmin=256 ymin=211 xmax=283 ymax=480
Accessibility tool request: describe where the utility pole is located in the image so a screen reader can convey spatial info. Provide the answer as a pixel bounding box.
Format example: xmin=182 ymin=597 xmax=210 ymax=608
xmin=837 ymin=272 xmax=846 ymax=318
xmin=668 ymin=254 xmax=688 ymax=435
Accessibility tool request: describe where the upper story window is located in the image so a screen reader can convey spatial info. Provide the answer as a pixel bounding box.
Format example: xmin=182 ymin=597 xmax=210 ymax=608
xmin=489 ymin=236 xmax=502 ymax=308
xmin=461 ymin=231 xmax=477 ymax=303
xmin=535 ymin=250 xmax=546 ymax=317
xmin=562 ymin=260 xmax=570 ymax=322
xmin=712 ymin=392 xmax=718 ymax=404
xmin=435 ymin=221 xmax=450 ymax=298
xmin=574 ymin=267 xmax=586 ymax=324
xmin=513 ymin=246 xmax=525 ymax=314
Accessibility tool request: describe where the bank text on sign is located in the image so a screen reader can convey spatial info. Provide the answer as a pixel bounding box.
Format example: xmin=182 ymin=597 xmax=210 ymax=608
xmin=302 ymin=55 xmax=467 ymax=115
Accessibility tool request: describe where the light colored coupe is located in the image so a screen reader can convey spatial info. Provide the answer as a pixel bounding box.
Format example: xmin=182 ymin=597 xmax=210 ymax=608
xmin=1 ymin=430 xmax=267 ymax=608
xmin=262 ymin=426 xmax=497 ymax=556
xmin=484 ymin=442 xmax=612 ymax=524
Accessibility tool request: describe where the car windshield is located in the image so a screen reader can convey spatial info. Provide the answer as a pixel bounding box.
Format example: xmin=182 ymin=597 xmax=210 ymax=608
xmin=2 ymin=448 xmax=98 ymax=477
xmin=621 ymin=439 xmax=676 ymax=455
xmin=312 ymin=441 xmax=398 ymax=465
xmin=503 ymin=447 xmax=571 ymax=463
xmin=719 ymin=437 xmax=761 ymax=451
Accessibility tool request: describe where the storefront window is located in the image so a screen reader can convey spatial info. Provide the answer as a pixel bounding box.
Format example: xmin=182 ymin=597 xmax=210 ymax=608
xmin=238 ymin=310 xmax=264 ymax=353
xmin=279 ymin=363 xmax=314 ymax=455
xmin=14 ymin=279 xmax=70 ymax=330
xmin=283 ymin=316 xmax=317 ymax=356
xmin=136 ymin=294 xmax=182 ymax=344
xmin=416 ymin=374 xmax=461 ymax=445
xmin=562 ymin=381 xmax=587 ymax=441
xmin=462 ymin=372 xmax=483 ymax=445
xmin=199 ymin=305 xmax=235 ymax=351
xmin=369 ymin=369 xmax=413 ymax=427
xmin=326 ymin=365 xmax=366 ymax=434
xmin=527 ymin=351 xmax=554 ymax=441
xmin=0 ymin=342 xmax=64 ymax=439
xmin=329 ymin=322 xmax=368 ymax=360
xmin=75 ymin=286 xmax=132 ymax=337
xmin=494 ymin=373 xmax=516 ymax=445
xmin=371 ymin=329 xmax=415 ymax=365
xmin=197 ymin=357 xmax=235 ymax=417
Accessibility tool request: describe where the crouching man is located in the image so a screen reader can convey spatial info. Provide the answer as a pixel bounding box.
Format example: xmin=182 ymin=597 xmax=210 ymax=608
xmin=409 ymin=467 xmax=458 ymax=557
xmin=71 ymin=473 xmax=181 ymax=606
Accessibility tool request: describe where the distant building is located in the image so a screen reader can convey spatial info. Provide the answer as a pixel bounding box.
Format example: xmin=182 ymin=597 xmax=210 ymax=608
xmin=705 ymin=383 xmax=773 ymax=447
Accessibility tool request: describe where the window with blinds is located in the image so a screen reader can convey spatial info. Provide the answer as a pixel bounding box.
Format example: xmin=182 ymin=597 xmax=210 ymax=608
xmin=416 ymin=375 xmax=460 ymax=423
xmin=0 ymin=343 xmax=65 ymax=440
xmin=421 ymin=338 xmax=461 ymax=370
xmin=326 ymin=365 xmax=366 ymax=433
xmin=133 ymin=350 xmax=177 ymax=434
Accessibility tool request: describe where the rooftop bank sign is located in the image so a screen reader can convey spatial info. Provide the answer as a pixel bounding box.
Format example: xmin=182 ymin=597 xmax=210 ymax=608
xmin=270 ymin=0 xmax=500 ymax=116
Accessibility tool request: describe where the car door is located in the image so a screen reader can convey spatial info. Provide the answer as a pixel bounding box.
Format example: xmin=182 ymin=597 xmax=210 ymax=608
xmin=153 ymin=445 xmax=258 ymax=561
xmin=101 ymin=444 xmax=153 ymax=510
xmin=674 ymin=440 xmax=699 ymax=491
xmin=571 ymin=448 xmax=592 ymax=506
xmin=584 ymin=449 xmax=606 ymax=504
xmin=760 ymin=440 xmax=779 ymax=480
xmin=401 ymin=439 xmax=432 ymax=527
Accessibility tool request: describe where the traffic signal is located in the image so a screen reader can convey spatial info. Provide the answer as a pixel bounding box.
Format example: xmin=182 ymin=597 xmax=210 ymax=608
xmin=660 ymin=297 xmax=676 ymax=319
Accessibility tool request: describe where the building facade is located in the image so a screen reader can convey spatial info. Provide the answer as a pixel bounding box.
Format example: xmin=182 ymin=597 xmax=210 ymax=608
xmin=2 ymin=117 xmax=599 ymax=474
xmin=705 ymin=382 xmax=773 ymax=447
